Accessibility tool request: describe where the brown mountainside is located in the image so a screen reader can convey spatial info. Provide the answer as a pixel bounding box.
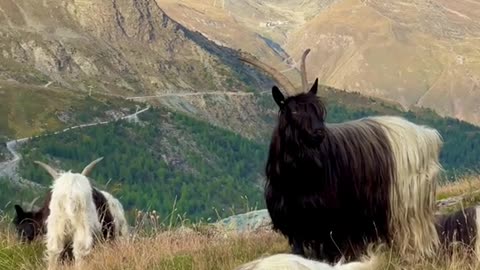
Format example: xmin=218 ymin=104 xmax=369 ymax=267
xmin=286 ymin=0 xmax=480 ymax=124
xmin=159 ymin=0 xmax=480 ymax=126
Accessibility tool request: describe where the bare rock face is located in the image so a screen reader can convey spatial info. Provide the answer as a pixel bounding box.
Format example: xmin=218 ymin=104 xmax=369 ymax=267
xmin=214 ymin=209 xmax=272 ymax=233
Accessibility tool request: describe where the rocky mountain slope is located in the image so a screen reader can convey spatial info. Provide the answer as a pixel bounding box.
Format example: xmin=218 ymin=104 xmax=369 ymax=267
xmin=159 ymin=0 xmax=291 ymax=71
xmin=157 ymin=0 xmax=328 ymax=93
xmin=0 ymin=0 xmax=278 ymax=140
xmin=0 ymin=0 xmax=271 ymax=95
xmin=159 ymin=0 xmax=480 ymax=126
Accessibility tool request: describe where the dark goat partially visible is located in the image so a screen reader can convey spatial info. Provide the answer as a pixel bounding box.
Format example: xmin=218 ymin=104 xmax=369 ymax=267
xmin=435 ymin=206 xmax=480 ymax=258
xmin=13 ymin=195 xmax=49 ymax=242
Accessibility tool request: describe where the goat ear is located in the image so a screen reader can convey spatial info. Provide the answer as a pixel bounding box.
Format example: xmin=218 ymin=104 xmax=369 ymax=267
xmin=309 ymin=78 xmax=319 ymax=95
xmin=14 ymin=205 xmax=25 ymax=216
xmin=272 ymin=86 xmax=285 ymax=108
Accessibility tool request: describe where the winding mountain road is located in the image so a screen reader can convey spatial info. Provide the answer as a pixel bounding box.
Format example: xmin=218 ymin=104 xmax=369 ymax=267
xmin=0 ymin=88 xmax=268 ymax=181
xmin=0 ymin=106 xmax=150 ymax=180
xmin=87 ymin=90 xmax=269 ymax=100
xmin=126 ymin=91 xmax=258 ymax=100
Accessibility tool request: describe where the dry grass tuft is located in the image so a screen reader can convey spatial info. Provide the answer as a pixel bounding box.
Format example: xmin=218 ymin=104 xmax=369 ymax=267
xmin=438 ymin=175 xmax=480 ymax=200
xmin=436 ymin=175 xmax=480 ymax=214
xmin=4 ymin=225 xmax=480 ymax=270
xmin=0 ymin=224 xmax=288 ymax=270
xmin=0 ymin=209 xmax=288 ymax=270
xmin=63 ymin=229 xmax=288 ymax=270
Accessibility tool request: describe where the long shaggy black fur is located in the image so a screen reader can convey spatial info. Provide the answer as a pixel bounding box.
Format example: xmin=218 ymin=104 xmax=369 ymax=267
xmin=265 ymin=79 xmax=396 ymax=262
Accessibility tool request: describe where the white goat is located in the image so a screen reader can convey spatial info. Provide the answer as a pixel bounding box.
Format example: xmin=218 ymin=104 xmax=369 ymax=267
xmin=35 ymin=157 xmax=104 ymax=269
xmin=100 ymin=190 xmax=129 ymax=238
xmin=234 ymin=253 xmax=378 ymax=270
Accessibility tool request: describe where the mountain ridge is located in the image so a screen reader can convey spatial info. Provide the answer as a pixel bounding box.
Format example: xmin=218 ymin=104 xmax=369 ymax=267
xmin=158 ymin=0 xmax=480 ymax=126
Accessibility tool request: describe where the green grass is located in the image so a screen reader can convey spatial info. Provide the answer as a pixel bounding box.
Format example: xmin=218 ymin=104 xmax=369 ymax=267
xmin=0 ymin=212 xmax=43 ymax=270
xmin=0 ymin=242 xmax=43 ymax=270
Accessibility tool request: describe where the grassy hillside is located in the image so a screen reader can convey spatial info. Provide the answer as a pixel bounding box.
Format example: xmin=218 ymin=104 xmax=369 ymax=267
xmin=1 ymin=177 xmax=480 ymax=270
xmin=0 ymin=81 xmax=137 ymax=140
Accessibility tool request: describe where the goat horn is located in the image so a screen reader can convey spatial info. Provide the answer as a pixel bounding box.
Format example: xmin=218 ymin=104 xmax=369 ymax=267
xmin=34 ymin=161 xmax=60 ymax=179
xmin=81 ymin=157 xmax=104 ymax=176
xmin=238 ymin=51 xmax=297 ymax=96
xmin=300 ymin=48 xmax=311 ymax=92
xmin=28 ymin=197 xmax=40 ymax=211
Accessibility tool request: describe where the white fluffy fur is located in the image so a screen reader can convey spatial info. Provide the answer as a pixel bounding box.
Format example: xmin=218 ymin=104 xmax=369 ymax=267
xmin=371 ymin=116 xmax=443 ymax=257
xmin=45 ymin=172 xmax=101 ymax=269
xmin=100 ymin=190 xmax=129 ymax=238
xmin=234 ymin=254 xmax=378 ymax=270
xmin=475 ymin=207 xmax=480 ymax=261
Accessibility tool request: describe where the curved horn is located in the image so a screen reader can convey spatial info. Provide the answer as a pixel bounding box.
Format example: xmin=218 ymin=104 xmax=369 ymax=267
xmin=81 ymin=157 xmax=104 ymax=176
xmin=238 ymin=51 xmax=297 ymax=96
xmin=34 ymin=161 xmax=59 ymax=179
xmin=300 ymin=48 xmax=311 ymax=92
xmin=28 ymin=197 xmax=40 ymax=211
